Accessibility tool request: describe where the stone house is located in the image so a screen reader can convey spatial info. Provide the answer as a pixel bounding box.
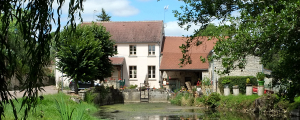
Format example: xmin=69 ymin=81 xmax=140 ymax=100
xmin=81 ymin=20 xmax=164 ymax=88
xmin=208 ymin=55 xmax=265 ymax=92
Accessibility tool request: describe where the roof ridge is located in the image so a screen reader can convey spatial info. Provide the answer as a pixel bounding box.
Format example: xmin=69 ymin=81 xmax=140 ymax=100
xmin=165 ymin=36 xmax=186 ymax=37
xmin=82 ymin=20 xmax=163 ymax=23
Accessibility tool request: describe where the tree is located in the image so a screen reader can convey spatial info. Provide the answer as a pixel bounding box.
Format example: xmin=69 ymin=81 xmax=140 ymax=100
xmin=173 ymin=0 xmax=300 ymax=101
xmin=96 ymin=8 xmax=111 ymax=21
xmin=196 ymin=23 xmax=233 ymax=36
xmin=56 ymin=23 xmax=115 ymax=94
xmin=0 ymin=0 xmax=84 ymax=119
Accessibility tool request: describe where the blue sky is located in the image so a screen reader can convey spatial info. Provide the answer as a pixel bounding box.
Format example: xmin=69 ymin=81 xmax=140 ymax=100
xmin=54 ymin=0 xmax=239 ymax=36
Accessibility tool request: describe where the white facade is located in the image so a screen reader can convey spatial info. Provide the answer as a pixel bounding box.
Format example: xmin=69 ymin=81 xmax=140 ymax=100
xmin=55 ymin=58 xmax=72 ymax=88
xmin=113 ymin=43 xmax=161 ymax=88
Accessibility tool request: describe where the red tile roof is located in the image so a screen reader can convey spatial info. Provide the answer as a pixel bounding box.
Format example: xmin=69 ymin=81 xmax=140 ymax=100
xmin=82 ymin=21 xmax=164 ymax=43
xmin=160 ymin=36 xmax=218 ymax=70
xmin=109 ymin=57 xmax=125 ymax=65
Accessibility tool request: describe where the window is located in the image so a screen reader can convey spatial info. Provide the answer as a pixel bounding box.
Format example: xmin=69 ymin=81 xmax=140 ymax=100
xmin=129 ymin=45 xmax=136 ymax=55
xmin=148 ymin=66 xmax=155 ymax=78
xmin=129 ymin=66 xmax=137 ymax=78
xmin=114 ymin=45 xmax=117 ymax=53
xmin=148 ymin=45 xmax=155 ymax=55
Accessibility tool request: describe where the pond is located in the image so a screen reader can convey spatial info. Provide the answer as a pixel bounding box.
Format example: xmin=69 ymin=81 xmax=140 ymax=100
xmin=95 ymin=103 xmax=298 ymax=120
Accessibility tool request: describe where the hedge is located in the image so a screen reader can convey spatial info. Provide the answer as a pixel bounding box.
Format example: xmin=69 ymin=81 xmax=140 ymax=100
xmin=218 ymin=76 xmax=257 ymax=94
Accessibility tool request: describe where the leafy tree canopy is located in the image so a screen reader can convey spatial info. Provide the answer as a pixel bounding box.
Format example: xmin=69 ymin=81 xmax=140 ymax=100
xmin=173 ymin=0 xmax=300 ymax=101
xmin=0 ymin=0 xmax=84 ymax=119
xmin=56 ymin=23 xmax=115 ymax=94
xmin=96 ymin=8 xmax=111 ymax=21
xmin=196 ymin=23 xmax=233 ymax=36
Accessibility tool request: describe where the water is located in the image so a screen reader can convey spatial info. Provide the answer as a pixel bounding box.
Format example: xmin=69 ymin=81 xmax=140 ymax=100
xmin=96 ymin=103 xmax=298 ymax=120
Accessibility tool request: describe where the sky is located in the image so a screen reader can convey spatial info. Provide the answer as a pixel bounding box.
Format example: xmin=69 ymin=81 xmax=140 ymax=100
xmin=54 ymin=0 xmax=239 ymax=36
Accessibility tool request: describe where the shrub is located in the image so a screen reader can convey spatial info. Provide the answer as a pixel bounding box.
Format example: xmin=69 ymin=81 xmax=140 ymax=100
xmin=195 ymin=93 xmax=221 ymax=107
xmin=84 ymin=90 xmax=97 ymax=104
xmin=218 ymin=76 xmax=257 ymax=94
xmin=128 ymin=84 xmax=138 ymax=89
xmin=205 ymin=92 xmax=221 ymax=107
xmin=170 ymin=92 xmax=184 ymax=105
xmin=181 ymin=93 xmax=194 ymax=106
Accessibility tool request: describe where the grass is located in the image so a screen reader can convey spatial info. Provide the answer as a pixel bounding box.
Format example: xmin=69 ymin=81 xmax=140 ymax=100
xmin=2 ymin=93 xmax=99 ymax=120
xmin=218 ymin=94 xmax=259 ymax=110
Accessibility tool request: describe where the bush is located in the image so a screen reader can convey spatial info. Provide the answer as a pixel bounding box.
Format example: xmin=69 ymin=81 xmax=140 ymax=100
xmin=170 ymin=92 xmax=184 ymax=105
xmin=84 ymin=90 xmax=97 ymax=104
xmin=128 ymin=84 xmax=138 ymax=89
xmin=195 ymin=93 xmax=221 ymax=107
xmin=218 ymin=76 xmax=257 ymax=94
xmin=181 ymin=93 xmax=194 ymax=106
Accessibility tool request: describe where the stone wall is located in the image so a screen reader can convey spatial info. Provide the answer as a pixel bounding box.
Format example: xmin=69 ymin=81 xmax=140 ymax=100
xmin=210 ymin=55 xmax=263 ymax=92
xmin=122 ymin=89 xmax=169 ymax=103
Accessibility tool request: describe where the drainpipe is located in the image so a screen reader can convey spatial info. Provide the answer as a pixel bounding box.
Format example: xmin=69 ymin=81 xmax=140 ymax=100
xmin=158 ymin=41 xmax=161 ymax=86
xmin=121 ymin=65 xmax=123 ymax=80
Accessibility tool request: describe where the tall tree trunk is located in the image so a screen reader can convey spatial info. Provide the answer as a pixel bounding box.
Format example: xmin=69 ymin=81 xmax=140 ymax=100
xmin=75 ymin=79 xmax=79 ymax=94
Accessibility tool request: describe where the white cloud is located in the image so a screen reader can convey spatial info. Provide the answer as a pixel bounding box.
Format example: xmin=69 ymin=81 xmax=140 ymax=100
xmin=164 ymin=21 xmax=200 ymax=36
xmin=53 ymin=0 xmax=139 ymax=17
xmin=164 ymin=19 xmax=235 ymax=36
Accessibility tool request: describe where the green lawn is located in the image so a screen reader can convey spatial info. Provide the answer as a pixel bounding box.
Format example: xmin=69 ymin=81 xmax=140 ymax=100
xmin=2 ymin=93 xmax=99 ymax=120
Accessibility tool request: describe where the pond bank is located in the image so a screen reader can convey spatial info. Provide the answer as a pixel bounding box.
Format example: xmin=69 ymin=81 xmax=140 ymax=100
xmin=96 ymin=103 xmax=299 ymax=120
xmin=170 ymin=92 xmax=300 ymax=118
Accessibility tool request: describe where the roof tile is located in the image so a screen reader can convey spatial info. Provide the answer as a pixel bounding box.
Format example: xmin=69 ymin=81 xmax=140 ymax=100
xmin=82 ymin=21 xmax=163 ymax=43
xmin=160 ymin=36 xmax=218 ymax=70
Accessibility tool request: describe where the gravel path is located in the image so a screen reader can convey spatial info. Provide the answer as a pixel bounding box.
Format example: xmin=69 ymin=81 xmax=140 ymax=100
xmin=8 ymin=85 xmax=59 ymax=98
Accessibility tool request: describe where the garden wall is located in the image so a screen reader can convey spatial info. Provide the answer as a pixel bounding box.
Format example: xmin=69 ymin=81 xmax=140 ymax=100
xmin=122 ymin=89 xmax=169 ymax=103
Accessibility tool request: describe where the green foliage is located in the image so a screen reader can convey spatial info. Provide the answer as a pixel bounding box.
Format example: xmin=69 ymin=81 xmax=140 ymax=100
xmin=202 ymin=77 xmax=211 ymax=86
xmin=0 ymin=1 xmax=84 ymax=118
xmin=2 ymin=93 xmax=98 ymax=120
xmin=170 ymin=92 xmax=184 ymax=106
xmin=181 ymin=93 xmax=194 ymax=106
xmin=288 ymin=96 xmax=300 ymax=111
xmin=173 ymin=0 xmax=300 ymax=102
xmin=0 ymin=0 xmax=83 ymax=119
xmin=196 ymin=23 xmax=234 ymax=36
xmin=84 ymin=91 xmax=97 ymax=104
xmin=55 ymin=95 xmax=84 ymax=120
xmin=221 ymin=79 xmax=231 ymax=85
xmin=218 ymin=94 xmax=259 ymax=110
xmin=96 ymin=8 xmax=111 ymax=21
xmin=56 ymin=23 xmax=115 ymax=93
xmin=218 ymin=76 xmax=257 ymax=94
xmin=256 ymin=72 xmax=265 ymax=81
xmin=128 ymin=85 xmax=138 ymax=89
xmin=196 ymin=93 xmax=221 ymax=107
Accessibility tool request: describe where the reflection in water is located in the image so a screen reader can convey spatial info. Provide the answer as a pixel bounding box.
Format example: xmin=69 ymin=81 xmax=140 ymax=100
xmin=96 ymin=103 xmax=296 ymax=120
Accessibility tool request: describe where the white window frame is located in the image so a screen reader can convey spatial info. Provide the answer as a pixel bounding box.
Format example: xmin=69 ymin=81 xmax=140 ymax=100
xmin=129 ymin=45 xmax=136 ymax=56
xmin=148 ymin=45 xmax=155 ymax=56
xmin=129 ymin=66 xmax=137 ymax=78
xmin=148 ymin=66 xmax=155 ymax=79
